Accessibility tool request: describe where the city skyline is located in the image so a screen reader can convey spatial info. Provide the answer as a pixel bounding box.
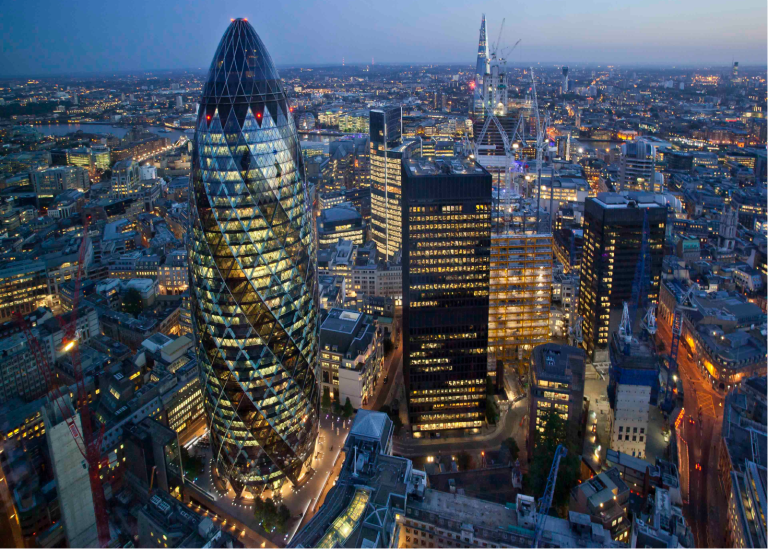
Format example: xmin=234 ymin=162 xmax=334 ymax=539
xmin=1 ymin=0 xmax=766 ymax=77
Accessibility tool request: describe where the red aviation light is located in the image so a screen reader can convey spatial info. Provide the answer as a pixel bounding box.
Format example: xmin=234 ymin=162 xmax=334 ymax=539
xmin=469 ymin=81 xmax=476 ymax=90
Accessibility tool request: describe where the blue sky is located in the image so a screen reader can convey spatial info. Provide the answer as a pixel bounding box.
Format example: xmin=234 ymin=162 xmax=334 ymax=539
xmin=1 ymin=0 xmax=765 ymax=76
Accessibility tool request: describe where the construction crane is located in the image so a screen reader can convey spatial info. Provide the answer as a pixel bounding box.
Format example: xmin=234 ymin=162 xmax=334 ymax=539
xmin=618 ymin=301 xmax=633 ymax=354
xmin=663 ymin=284 xmax=698 ymax=411
xmin=529 ymin=68 xmax=549 ymax=233
xmin=13 ymin=218 xmax=110 ymax=547
xmin=533 ymin=444 xmax=568 ymax=548
xmin=499 ymin=39 xmax=521 ymax=64
xmin=642 ymin=304 xmax=657 ymax=336
xmin=569 ymin=315 xmax=583 ymax=348
xmin=490 ymin=18 xmax=505 ymax=59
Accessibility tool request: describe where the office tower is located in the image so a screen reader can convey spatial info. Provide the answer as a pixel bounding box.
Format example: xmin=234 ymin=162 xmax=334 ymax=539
xmin=718 ymin=206 xmax=738 ymax=251
xmin=175 ymin=95 xmax=183 ymax=108
xmin=619 ymin=139 xmax=660 ymax=192
xmin=31 ymin=166 xmax=89 ymax=201
xmin=528 ymin=343 xmax=586 ymax=453
xmin=562 ymin=66 xmax=569 ymax=93
xmin=124 ymin=418 xmax=183 ymax=498
xmin=401 ymin=157 xmax=492 ymax=434
xmin=188 ymin=19 xmax=319 ymax=495
xmin=370 ymin=106 xmax=410 ymax=260
xmin=577 ymin=193 xmax=667 ymax=363
xmin=43 ymin=397 xmax=99 ymax=548
xmin=489 ymin=233 xmax=552 ymax=379
xmin=110 ymin=159 xmax=141 ymax=198
xmin=733 ymin=61 xmax=739 ymax=78
xmin=473 ymin=14 xmax=490 ymax=118
xmin=0 ymin=261 xmax=48 ymax=323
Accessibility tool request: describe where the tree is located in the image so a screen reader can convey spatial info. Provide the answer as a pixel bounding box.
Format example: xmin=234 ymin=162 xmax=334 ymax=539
xmin=383 ymin=338 xmax=394 ymax=355
xmin=457 ymin=451 xmax=473 ymax=471
xmin=321 ymin=387 xmax=332 ymax=411
xmin=485 ymin=398 xmax=498 ymax=425
xmin=332 ymin=398 xmax=341 ymax=415
xmin=180 ymin=446 xmax=204 ymax=481
xmin=524 ymin=410 xmax=580 ymax=515
xmin=342 ymin=397 xmax=354 ymax=418
xmin=501 ymin=437 xmax=520 ymax=462
xmin=122 ymin=288 xmax=143 ymax=317
xmin=253 ymin=497 xmax=266 ymax=522
xmin=257 ymin=497 xmax=278 ymax=531
xmin=275 ymin=504 xmax=291 ymax=533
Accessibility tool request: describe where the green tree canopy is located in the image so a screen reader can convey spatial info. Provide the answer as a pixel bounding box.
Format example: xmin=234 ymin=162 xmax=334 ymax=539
xmin=485 ymin=398 xmax=499 ymax=425
xmin=342 ymin=397 xmax=354 ymax=418
xmin=180 ymin=446 xmax=204 ymax=481
xmin=321 ymin=386 xmax=332 ymax=411
xmin=525 ymin=410 xmax=580 ymax=515
xmin=122 ymin=287 xmax=143 ymax=317
xmin=502 ymin=437 xmax=520 ymax=462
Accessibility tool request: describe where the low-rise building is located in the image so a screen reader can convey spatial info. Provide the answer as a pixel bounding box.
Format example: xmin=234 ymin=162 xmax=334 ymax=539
xmin=137 ymin=491 xmax=224 ymax=548
xmin=569 ymin=467 xmax=631 ymax=542
xmin=319 ymin=308 xmax=383 ymax=407
xmin=317 ymin=204 xmax=365 ymax=248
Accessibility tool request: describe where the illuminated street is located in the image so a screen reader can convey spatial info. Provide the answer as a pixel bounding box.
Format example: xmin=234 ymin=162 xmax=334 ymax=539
xmin=186 ymin=414 xmax=351 ymax=547
xmin=656 ymin=318 xmax=727 ymax=547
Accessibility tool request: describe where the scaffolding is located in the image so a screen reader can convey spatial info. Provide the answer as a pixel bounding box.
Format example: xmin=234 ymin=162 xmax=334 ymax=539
xmin=489 ymin=233 xmax=553 ymax=378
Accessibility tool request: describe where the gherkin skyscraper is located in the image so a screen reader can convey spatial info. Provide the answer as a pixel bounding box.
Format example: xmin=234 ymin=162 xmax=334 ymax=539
xmin=188 ymin=19 xmax=319 ymax=495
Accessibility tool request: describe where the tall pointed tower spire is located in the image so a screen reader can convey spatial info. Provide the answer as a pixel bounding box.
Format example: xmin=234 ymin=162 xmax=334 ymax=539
xmin=473 ymin=14 xmax=490 ymax=119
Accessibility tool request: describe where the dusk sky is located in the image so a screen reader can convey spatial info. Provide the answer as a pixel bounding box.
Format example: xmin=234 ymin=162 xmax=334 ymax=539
xmin=1 ymin=0 xmax=766 ymax=76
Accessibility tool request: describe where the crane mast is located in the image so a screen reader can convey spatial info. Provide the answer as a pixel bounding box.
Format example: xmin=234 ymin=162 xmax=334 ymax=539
xmin=533 ymin=444 xmax=568 ymax=547
xmin=13 ymin=218 xmax=110 ymax=546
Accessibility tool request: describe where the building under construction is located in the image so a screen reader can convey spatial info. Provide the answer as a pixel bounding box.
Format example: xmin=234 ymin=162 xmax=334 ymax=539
xmin=489 ymin=233 xmax=552 ymax=379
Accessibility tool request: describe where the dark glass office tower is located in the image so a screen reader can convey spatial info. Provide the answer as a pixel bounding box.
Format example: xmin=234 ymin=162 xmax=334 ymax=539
xmin=188 ymin=19 xmax=319 ymax=495
xmin=577 ymin=192 xmax=667 ymax=362
xmin=401 ymin=157 xmax=492 ymax=434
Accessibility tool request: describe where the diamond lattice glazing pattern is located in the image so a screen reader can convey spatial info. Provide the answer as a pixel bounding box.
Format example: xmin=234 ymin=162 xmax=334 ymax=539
xmin=188 ymin=19 xmax=319 ymax=492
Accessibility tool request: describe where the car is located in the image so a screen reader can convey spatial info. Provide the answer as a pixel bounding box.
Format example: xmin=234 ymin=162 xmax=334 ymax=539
xmin=695 ymin=463 xmax=702 ymax=471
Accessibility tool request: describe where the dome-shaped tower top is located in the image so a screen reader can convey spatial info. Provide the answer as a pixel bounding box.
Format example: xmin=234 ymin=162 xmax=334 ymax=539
xmin=201 ymin=18 xmax=287 ymax=127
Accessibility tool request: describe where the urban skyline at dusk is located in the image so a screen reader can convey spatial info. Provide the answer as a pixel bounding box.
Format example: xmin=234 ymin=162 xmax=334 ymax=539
xmin=0 ymin=4 xmax=765 ymax=549
xmin=1 ymin=0 xmax=767 ymax=77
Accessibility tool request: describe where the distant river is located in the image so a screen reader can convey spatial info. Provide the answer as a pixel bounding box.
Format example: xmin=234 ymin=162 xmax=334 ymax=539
xmin=35 ymin=123 xmax=189 ymax=142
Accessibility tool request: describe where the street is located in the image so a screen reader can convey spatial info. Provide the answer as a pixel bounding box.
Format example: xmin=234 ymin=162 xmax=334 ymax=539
xmin=656 ymin=319 xmax=727 ymax=548
xmin=185 ymin=414 xmax=352 ymax=548
xmin=366 ymin=334 xmax=403 ymax=411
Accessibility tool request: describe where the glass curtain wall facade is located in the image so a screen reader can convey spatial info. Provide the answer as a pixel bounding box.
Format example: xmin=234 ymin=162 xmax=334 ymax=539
xmin=489 ymin=234 xmax=552 ymax=378
xmin=577 ymin=194 xmax=666 ymax=360
xmin=370 ymin=106 xmax=405 ymax=260
xmin=188 ymin=19 xmax=319 ymax=495
xmin=401 ymin=157 xmax=492 ymax=434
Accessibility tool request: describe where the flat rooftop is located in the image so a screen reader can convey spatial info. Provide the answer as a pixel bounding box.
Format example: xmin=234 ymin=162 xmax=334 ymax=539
xmin=404 ymin=156 xmax=488 ymax=177
xmin=409 ymin=488 xmax=519 ymax=530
